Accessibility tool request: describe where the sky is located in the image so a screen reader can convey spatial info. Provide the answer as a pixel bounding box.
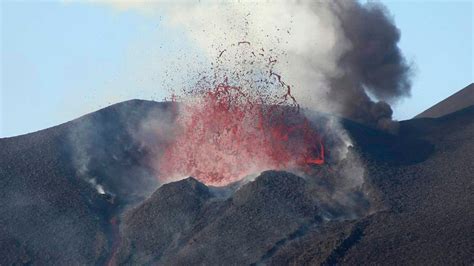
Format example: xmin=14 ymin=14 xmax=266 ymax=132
xmin=1 ymin=0 xmax=473 ymax=137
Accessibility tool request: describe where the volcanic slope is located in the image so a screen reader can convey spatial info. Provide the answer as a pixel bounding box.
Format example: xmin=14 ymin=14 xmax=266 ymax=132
xmin=268 ymin=105 xmax=474 ymax=265
xmin=113 ymin=106 xmax=474 ymax=265
xmin=116 ymin=171 xmax=333 ymax=265
xmin=1 ymin=98 xmax=473 ymax=265
xmin=416 ymin=83 xmax=474 ymax=118
xmin=0 ymin=100 xmax=174 ymax=265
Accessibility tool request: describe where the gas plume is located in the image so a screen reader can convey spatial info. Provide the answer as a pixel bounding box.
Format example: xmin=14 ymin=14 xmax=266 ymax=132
xmin=69 ymin=0 xmax=409 ymax=214
xmin=163 ymin=0 xmax=412 ymax=132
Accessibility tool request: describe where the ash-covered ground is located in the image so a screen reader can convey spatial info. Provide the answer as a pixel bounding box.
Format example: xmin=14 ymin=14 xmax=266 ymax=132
xmin=1 ymin=96 xmax=473 ymax=265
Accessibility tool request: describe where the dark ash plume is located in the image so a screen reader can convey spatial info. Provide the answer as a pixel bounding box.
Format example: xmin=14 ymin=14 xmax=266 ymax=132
xmin=329 ymin=1 xmax=412 ymax=132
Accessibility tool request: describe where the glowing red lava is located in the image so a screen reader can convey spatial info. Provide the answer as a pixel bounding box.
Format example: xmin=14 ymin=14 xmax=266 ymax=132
xmin=158 ymin=80 xmax=324 ymax=186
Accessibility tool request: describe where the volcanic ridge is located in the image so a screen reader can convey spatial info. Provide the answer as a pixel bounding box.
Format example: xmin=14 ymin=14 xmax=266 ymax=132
xmin=1 ymin=87 xmax=474 ymax=265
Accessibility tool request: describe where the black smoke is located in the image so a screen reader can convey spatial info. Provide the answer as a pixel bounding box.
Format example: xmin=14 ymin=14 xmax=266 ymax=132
xmin=329 ymin=1 xmax=412 ymax=133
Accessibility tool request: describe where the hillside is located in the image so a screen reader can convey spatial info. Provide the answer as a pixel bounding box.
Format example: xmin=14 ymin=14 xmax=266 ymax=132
xmin=416 ymin=83 xmax=474 ymax=118
xmin=1 ymin=99 xmax=473 ymax=265
xmin=0 ymin=100 xmax=174 ymax=264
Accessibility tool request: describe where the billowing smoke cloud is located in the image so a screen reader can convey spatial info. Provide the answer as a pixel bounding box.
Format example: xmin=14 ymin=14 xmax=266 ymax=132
xmin=160 ymin=0 xmax=412 ymax=132
xmin=90 ymin=0 xmax=412 ymax=131
xmin=328 ymin=1 xmax=412 ymax=131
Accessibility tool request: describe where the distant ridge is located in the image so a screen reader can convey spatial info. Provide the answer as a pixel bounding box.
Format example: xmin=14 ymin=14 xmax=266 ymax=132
xmin=416 ymin=83 xmax=474 ymax=118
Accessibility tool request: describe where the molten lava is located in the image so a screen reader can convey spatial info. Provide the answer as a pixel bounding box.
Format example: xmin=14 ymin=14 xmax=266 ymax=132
xmin=158 ymin=81 xmax=324 ymax=186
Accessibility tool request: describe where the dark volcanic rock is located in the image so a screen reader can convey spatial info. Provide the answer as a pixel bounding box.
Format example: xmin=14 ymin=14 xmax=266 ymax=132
xmin=117 ymin=171 xmax=323 ymax=265
xmin=1 ymin=97 xmax=473 ymax=265
xmin=172 ymin=171 xmax=320 ymax=265
xmin=0 ymin=100 xmax=173 ymax=265
xmin=0 ymin=123 xmax=110 ymax=265
xmin=252 ymin=106 xmax=474 ymax=265
xmin=117 ymin=177 xmax=212 ymax=264
xmin=338 ymin=106 xmax=474 ymax=265
xmin=341 ymin=118 xmax=434 ymax=165
xmin=416 ymin=83 xmax=474 ymax=118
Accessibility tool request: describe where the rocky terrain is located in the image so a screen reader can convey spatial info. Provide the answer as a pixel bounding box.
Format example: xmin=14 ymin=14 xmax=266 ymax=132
xmin=0 ymin=100 xmax=174 ymax=265
xmin=1 ymin=92 xmax=473 ymax=265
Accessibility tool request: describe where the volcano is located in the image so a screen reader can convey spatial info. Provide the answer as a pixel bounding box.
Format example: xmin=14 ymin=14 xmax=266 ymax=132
xmin=1 ymin=86 xmax=473 ymax=265
xmin=416 ymin=83 xmax=474 ymax=118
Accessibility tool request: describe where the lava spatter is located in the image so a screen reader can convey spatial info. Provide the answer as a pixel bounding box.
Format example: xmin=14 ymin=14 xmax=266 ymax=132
xmin=159 ymin=82 xmax=324 ymax=186
xmin=158 ymin=42 xmax=324 ymax=186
